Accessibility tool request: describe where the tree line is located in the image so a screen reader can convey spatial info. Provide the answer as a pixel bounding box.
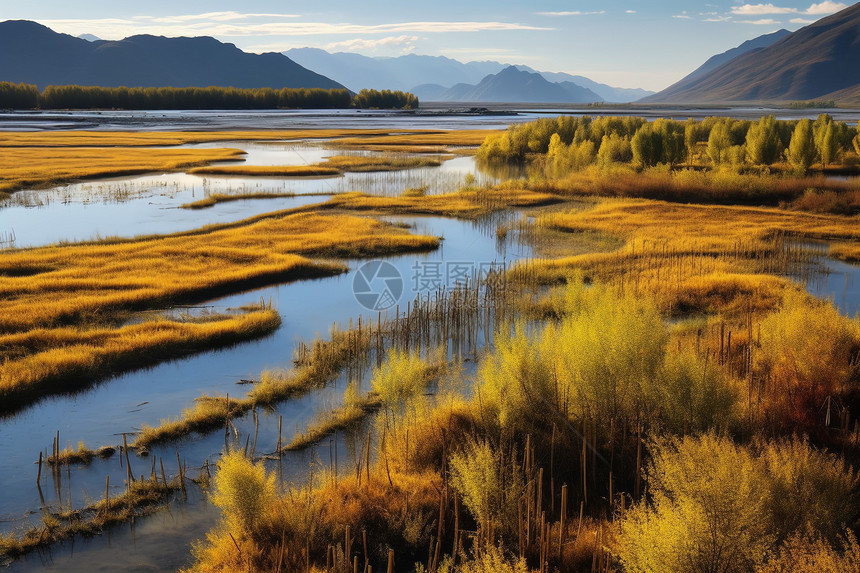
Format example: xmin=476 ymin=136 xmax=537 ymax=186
xmin=0 ymin=82 xmax=418 ymax=110
xmin=478 ymin=113 xmax=860 ymax=174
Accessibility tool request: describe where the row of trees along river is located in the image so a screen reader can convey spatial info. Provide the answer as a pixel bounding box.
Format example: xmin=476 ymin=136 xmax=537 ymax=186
xmin=0 ymin=82 xmax=418 ymax=110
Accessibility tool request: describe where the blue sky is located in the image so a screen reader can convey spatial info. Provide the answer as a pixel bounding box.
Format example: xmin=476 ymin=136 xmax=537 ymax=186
xmin=0 ymin=1 xmax=852 ymax=90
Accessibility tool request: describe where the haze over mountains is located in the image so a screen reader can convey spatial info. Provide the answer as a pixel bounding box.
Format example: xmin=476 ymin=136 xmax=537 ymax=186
xmin=410 ymin=66 xmax=602 ymax=103
xmin=0 ymin=20 xmax=345 ymax=91
xmin=645 ymin=2 xmax=860 ymax=104
xmin=285 ymin=48 xmax=651 ymax=103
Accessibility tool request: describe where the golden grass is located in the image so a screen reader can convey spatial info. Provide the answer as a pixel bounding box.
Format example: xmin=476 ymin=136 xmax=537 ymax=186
xmin=316 ymin=154 xmax=448 ymax=172
xmin=0 ymin=129 xmax=497 ymax=149
xmin=0 ymin=147 xmax=246 ymax=193
xmin=0 ymin=210 xmax=437 ymax=411
xmin=179 ymin=191 xmax=334 ymax=209
xmin=319 ymin=187 xmax=562 ymax=218
xmin=829 ymin=242 xmax=860 ymax=262
xmin=185 ymin=155 xmax=448 ymax=178
xmin=528 ymin=198 xmax=860 ymax=265
xmin=0 ymin=129 xmax=496 ymax=194
xmin=331 ymin=130 xmax=500 ymax=149
xmin=0 ymin=129 xmax=396 ymax=148
xmin=0 ymin=211 xmax=436 ymax=332
xmin=539 ymin=166 xmax=860 ymax=207
xmin=186 ymin=165 xmax=341 ymax=177
xmin=504 ymin=197 xmax=860 ymax=320
xmin=283 ymin=393 xmax=382 ymax=452
xmin=0 ymin=310 xmax=281 ymax=411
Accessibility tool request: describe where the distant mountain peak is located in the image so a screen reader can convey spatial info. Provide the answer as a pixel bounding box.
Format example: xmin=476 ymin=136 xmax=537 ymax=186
xmin=0 ymin=19 xmax=345 ymax=91
xmin=643 ymin=3 xmax=860 ymax=104
xmin=285 ymin=47 xmax=649 ymax=103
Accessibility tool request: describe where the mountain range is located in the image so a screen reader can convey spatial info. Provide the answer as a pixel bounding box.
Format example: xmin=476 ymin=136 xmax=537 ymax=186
xmin=410 ymin=66 xmax=602 ymax=103
xmin=4 ymin=5 xmax=860 ymax=107
xmin=644 ymin=2 xmax=860 ymax=103
xmin=285 ymin=48 xmax=651 ymax=103
xmin=0 ymin=20 xmax=344 ymax=91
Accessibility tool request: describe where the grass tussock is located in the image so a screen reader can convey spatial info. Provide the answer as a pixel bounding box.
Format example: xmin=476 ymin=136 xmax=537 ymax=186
xmin=615 ymin=432 xmax=860 ymax=573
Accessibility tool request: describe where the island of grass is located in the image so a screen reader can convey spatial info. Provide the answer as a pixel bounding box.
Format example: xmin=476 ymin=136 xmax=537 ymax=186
xmin=0 ymin=208 xmax=439 ymax=414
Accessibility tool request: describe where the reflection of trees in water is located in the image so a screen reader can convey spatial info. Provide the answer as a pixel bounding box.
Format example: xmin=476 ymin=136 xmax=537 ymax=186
xmin=474 ymin=157 xmax=535 ymax=181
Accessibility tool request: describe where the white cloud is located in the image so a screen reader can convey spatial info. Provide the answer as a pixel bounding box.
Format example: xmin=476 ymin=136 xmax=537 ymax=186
xmin=731 ymin=2 xmax=846 ymax=15
xmin=731 ymin=3 xmax=797 ymax=14
xmin=142 ymin=12 xmax=301 ymax=23
xmin=805 ymin=1 xmax=848 ymax=14
xmin=672 ymin=14 xmax=693 ymax=19
xmin=325 ymin=35 xmax=418 ymax=53
xmin=535 ymin=11 xmax=605 ymax=16
xmin=40 ymin=18 xmax=551 ymax=40
xmin=789 ymin=17 xmax=816 ymax=22
xmin=704 ymin=15 xmax=733 ymax=21
xmin=737 ymin=18 xmax=782 ymax=24
xmin=626 ymin=10 xmax=637 ymax=14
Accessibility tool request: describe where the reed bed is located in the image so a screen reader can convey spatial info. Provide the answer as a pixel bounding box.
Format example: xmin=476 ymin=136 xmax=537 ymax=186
xmin=179 ymin=191 xmax=335 ymax=210
xmin=132 ymin=321 xmax=377 ymax=449
xmin=186 ymin=165 xmax=342 ymax=177
xmin=134 ymin=270 xmax=513 ymax=451
xmin=2 ymin=452 xmax=201 ymax=560
xmin=186 ymin=272 xmax=860 ymax=573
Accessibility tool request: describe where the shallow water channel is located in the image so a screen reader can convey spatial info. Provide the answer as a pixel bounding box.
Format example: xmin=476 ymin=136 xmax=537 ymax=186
xmin=0 ymin=141 xmax=485 ymax=248
xmin=1 ymin=132 xmax=859 ymax=571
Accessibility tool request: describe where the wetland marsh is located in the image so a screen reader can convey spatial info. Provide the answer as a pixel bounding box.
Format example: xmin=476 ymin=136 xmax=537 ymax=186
xmin=2 ymin=110 xmax=860 ymax=573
